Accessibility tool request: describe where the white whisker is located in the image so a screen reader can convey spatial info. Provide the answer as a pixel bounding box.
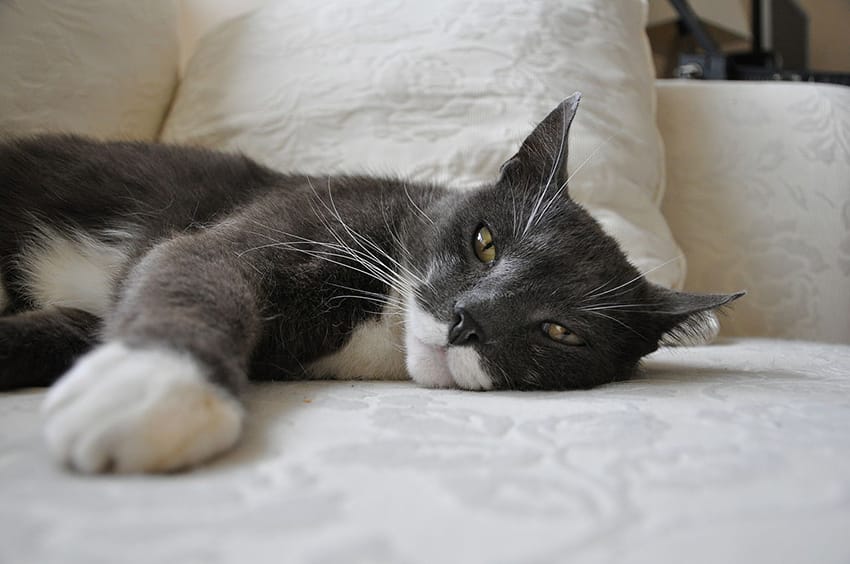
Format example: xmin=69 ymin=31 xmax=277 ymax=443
xmin=319 ymin=177 xmax=429 ymax=297
xmin=584 ymin=310 xmax=648 ymax=340
xmin=402 ymin=182 xmax=434 ymax=225
xmin=579 ymin=302 xmax=668 ymax=312
xmin=535 ymin=133 xmax=616 ymax=226
xmin=326 ymin=283 xmax=408 ymax=310
xmin=522 ymin=106 xmax=569 ymax=237
xmin=302 ymin=179 xmax=424 ymax=301
xmin=241 ymin=227 xmax=414 ymax=302
xmin=582 ymin=255 xmax=682 ymax=302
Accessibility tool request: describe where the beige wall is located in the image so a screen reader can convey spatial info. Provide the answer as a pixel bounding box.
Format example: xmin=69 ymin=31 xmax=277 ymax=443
xmin=741 ymin=0 xmax=850 ymax=72
xmin=651 ymin=0 xmax=850 ymax=76
xmin=779 ymin=0 xmax=850 ymax=72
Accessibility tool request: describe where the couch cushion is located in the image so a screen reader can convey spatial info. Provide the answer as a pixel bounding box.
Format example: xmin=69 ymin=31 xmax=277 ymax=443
xmin=2 ymin=338 xmax=849 ymax=562
xmin=0 ymin=0 xmax=178 ymax=140
xmin=162 ymin=0 xmax=685 ymax=289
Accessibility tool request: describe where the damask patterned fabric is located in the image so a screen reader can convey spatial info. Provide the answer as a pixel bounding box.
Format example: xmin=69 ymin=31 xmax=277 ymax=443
xmin=658 ymin=81 xmax=850 ymax=343
xmin=2 ymin=2 xmax=849 ymax=561
xmin=0 ymin=0 xmax=178 ymax=140
xmin=2 ymin=339 xmax=849 ymax=563
xmin=161 ymin=0 xmax=686 ymax=289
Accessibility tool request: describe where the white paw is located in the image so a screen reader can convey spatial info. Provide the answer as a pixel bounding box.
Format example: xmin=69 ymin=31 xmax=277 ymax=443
xmin=42 ymin=342 xmax=243 ymax=474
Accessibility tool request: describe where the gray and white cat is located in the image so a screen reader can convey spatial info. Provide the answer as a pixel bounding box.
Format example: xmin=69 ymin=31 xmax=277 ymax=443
xmin=0 ymin=94 xmax=742 ymax=473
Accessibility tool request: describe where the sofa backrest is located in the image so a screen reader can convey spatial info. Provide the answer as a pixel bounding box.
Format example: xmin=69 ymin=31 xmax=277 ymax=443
xmin=0 ymin=0 xmax=179 ymax=140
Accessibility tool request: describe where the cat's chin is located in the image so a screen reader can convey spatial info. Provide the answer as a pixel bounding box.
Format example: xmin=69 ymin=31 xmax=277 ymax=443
xmin=403 ymin=299 xmax=494 ymax=391
xmin=404 ymin=336 xmax=455 ymax=389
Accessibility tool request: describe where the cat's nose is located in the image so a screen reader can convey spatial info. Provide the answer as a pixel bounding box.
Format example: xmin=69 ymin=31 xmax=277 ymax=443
xmin=448 ymin=306 xmax=485 ymax=346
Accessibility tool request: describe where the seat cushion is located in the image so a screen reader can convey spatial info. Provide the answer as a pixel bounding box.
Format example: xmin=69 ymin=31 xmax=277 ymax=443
xmin=3 ymin=338 xmax=849 ymax=563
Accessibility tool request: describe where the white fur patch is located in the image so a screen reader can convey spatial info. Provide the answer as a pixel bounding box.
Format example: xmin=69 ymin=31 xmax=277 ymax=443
xmin=307 ymin=310 xmax=407 ymax=380
xmin=447 ymin=347 xmax=493 ymax=391
xmin=405 ymin=333 xmax=454 ymax=388
xmin=403 ymin=296 xmax=493 ymax=390
xmin=42 ymin=342 xmax=243 ymax=474
xmin=662 ymin=311 xmax=722 ymax=347
xmin=404 ymin=298 xmax=453 ymax=388
xmin=19 ymin=226 xmax=130 ymax=316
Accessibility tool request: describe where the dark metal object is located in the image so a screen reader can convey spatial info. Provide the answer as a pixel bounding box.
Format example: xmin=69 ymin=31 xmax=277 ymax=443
xmin=668 ymin=0 xmax=720 ymax=55
xmin=669 ymin=0 xmax=850 ymax=85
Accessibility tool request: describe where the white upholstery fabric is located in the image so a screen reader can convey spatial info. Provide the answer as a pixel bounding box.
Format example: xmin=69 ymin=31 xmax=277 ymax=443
xmin=658 ymin=81 xmax=850 ymax=344
xmin=0 ymin=0 xmax=179 ymax=140
xmin=2 ymin=339 xmax=849 ymax=563
xmin=3 ymin=3 xmax=849 ymax=561
xmin=162 ymin=0 xmax=685 ymax=288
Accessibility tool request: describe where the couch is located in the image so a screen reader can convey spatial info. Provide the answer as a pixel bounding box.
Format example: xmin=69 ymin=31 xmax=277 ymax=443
xmin=1 ymin=1 xmax=849 ymax=563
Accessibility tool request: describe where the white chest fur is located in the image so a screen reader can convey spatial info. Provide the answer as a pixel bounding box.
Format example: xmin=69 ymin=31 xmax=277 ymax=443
xmin=306 ymin=310 xmax=408 ymax=381
xmin=19 ymin=226 xmax=130 ymax=316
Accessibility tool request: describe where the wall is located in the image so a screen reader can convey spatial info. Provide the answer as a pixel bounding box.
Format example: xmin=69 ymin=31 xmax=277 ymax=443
xmin=650 ymin=0 xmax=850 ymax=76
xmin=777 ymin=0 xmax=850 ymax=72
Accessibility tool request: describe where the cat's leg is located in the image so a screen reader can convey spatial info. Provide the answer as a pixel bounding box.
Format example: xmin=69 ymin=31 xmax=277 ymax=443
xmin=0 ymin=307 xmax=100 ymax=390
xmin=42 ymin=231 xmax=263 ymax=474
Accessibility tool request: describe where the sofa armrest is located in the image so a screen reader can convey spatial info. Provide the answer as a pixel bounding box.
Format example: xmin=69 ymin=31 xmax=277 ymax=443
xmin=657 ymin=80 xmax=850 ymax=344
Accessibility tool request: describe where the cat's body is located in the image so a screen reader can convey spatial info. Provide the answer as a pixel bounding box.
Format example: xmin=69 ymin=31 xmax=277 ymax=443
xmin=0 ymin=95 xmax=743 ymax=473
xmin=0 ymin=135 xmax=429 ymax=386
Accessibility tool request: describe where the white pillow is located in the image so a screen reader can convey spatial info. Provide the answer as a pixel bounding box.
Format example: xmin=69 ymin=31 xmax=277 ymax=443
xmin=162 ymin=0 xmax=685 ymax=288
xmin=0 ymin=0 xmax=179 ymax=140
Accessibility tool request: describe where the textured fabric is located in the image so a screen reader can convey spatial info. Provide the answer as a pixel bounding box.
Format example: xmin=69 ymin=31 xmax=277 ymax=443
xmin=2 ymin=339 xmax=849 ymax=563
xmin=658 ymin=81 xmax=850 ymax=344
xmin=0 ymin=0 xmax=179 ymax=140
xmin=161 ymin=0 xmax=685 ymax=289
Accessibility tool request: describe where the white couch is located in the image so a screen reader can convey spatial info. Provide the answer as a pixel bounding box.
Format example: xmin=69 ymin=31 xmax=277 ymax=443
xmin=1 ymin=2 xmax=849 ymax=563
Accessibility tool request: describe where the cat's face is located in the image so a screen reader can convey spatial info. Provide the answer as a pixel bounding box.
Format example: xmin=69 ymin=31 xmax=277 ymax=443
xmin=403 ymin=94 xmax=742 ymax=390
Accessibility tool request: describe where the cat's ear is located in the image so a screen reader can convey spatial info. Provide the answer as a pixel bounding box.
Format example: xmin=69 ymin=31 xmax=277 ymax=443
xmin=499 ymin=92 xmax=581 ymax=192
xmin=642 ymin=285 xmax=746 ymax=350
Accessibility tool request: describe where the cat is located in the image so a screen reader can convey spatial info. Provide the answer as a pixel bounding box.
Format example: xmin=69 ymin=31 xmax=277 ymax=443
xmin=0 ymin=93 xmax=743 ymax=473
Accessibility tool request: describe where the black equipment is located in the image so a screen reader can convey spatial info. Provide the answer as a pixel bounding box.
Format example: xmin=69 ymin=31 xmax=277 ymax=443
xmin=670 ymin=0 xmax=850 ymax=85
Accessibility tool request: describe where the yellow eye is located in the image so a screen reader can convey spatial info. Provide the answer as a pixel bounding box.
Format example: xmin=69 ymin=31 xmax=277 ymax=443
xmin=474 ymin=225 xmax=496 ymax=263
xmin=543 ymin=322 xmax=585 ymax=346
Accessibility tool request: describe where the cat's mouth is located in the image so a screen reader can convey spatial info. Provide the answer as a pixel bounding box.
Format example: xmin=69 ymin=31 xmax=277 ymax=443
xmin=404 ymin=300 xmax=494 ymax=391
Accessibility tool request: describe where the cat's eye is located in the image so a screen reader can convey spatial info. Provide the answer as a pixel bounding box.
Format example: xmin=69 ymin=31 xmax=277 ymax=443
xmin=474 ymin=225 xmax=496 ymax=263
xmin=542 ymin=322 xmax=585 ymax=346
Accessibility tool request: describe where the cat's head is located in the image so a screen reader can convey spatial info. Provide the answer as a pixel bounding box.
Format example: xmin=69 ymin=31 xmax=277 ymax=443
xmin=404 ymin=93 xmax=743 ymax=390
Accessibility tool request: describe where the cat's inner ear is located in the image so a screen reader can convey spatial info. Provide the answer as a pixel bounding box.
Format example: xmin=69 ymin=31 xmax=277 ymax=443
xmin=643 ymin=285 xmax=746 ymax=349
xmin=499 ymin=92 xmax=581 ymax=192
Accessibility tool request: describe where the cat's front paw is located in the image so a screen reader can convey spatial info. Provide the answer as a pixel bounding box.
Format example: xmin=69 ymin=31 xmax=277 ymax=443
xmin=42 ymin=342 xmax=243 ymax=473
